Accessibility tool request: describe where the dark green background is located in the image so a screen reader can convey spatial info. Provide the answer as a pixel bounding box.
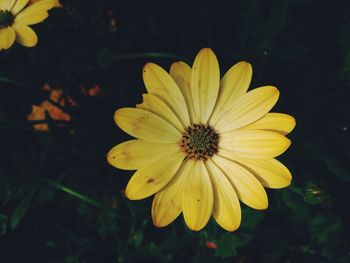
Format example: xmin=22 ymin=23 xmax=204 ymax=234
xmin=1 ymin=0 xmax=350 ymax=262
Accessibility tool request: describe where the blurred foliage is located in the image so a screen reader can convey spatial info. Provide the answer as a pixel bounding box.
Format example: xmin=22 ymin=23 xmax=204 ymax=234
xmin=1 ymin=0 xmax=350 ymax=262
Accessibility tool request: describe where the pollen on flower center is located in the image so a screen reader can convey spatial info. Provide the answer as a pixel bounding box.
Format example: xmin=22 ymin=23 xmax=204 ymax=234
xmin=0 ymin=10 xmax=14 ymax=27
xmin=181 ymin=124 xmax=219 ymax=161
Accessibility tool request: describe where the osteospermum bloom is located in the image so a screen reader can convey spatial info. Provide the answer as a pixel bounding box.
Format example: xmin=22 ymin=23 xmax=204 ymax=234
xmin=107 ymin=48 xmax=296 ymax=231
xmin=0 ymin=0 xmax=56 ymax=50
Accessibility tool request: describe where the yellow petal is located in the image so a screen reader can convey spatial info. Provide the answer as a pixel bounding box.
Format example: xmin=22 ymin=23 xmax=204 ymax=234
xmin=136 ymin=101 xmax=150 ymax=110
xmin=141 ymin=93 xmax=185 ymax=132
xmin=27 ymin=0 xmax=54 ymax=9
xmin=0 ymin=27 xmax=16 ymax=49
xmin=240 ymin=113 xmax=296 ymax=135
xmin=29 ymin=0 xmax=62 ymax=7
xmin=212 ymin=155 xmax=268 ymax=210
xmin=212 ymin=86 xmax=279 ymax=133
xmin=143 ymin=63 xmax=190 ymax=127
xmin=152 ymin=161 xmax=189 ymax=227
xmin=14 ymin=10 xmax=48 ymax=25
xmin=125 ymin=151 xmax=184 ymax=200
xmin=220 ymin=130 xmax=291 ymax=159
xmin=0 ymin=0 xmax=15 ymax=10
xmin=182 ymin=160 xmax=213 ymax=231
xmin=210 ymin=61 xmax=252 ymax=124
xmin=107 ymin=139 xmax=181 ymax=170
xmin=12 ymin=24 xmax=37 ymax=47
xmin=205 ymin=160 xmax=241 ymax=231
xmin=169 ymin=61 xmax=196 ymax=122
xmin=114 ymin=108 xmax=181 ymax=143
xmin=0 ymin=0 xmax=5 ymax=9
xmin=191 ymin=48 xmax=220 ymax=123
xmin=11 ymin=0 xmax=29 ymax=15
xmin=232 ymin=157 xmax=292 ymax=189
xmin=54 ymin=0 xmax=62 ymax=7
xmin=14 ymin=0 xmax=55 ymax=25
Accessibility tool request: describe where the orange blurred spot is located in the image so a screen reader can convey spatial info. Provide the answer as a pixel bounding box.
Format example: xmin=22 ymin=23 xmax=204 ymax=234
xmin=27 ymin=85 xmax=75 ymax=131
xmin=81 ymin=85 xmax=103 ymax=97
xmin=110 ymin=18 xmax=118 ymax=31
xmin=206 ymin=241 xmax=217 ymax=250
xmin=48 ymin=88 xmax=62 ymax=102
xmin=89 ymin=85 xmax=103 ymax=96
xmin=42 ymin=84 xmax=76 ymax=106
xmin=27 ymin=105 xmax=48 ymax=131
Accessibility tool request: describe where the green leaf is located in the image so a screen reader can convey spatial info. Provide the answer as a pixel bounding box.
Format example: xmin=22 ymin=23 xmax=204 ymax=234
xmin=0 ymin=214 xmax=8 ymax=236
xmin=215 ymin=233 xmax=241 ymax=258
xmin=128 ymin=229 xmax=144 ymax=248
xmin=96 ymin=49 xmax=187 ymax=67
xmin=280 ymin=189 xmax=310 ymax=219
xmin=57 ymin=225 xmax=93 ymax=247
xmin=241 ymin=207 xmax=264 ymax=230
xmin=149 ymin=242 xmax=167 ymax=261
xmin=0 ymin=75 xmax=33 ymax=91
xmin=324 ymin=154 xmax=350 ymax=182
xmin=10 ymin=190 xmax=36 ymax=229
xmin=309 ymin=214 xmax=342 ymax=244
xmin=303 ymin=182 xmax=330 ymax=205
xmin=264 ymin=0 xmax=289 ymax=42
xmin=45 ymin=240 xmax=59 ymax=248
xmin=45 ymin=179 xmax=105 ymax=208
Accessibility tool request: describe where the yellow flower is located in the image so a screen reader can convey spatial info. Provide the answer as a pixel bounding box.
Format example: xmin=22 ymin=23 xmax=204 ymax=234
xmin=29 ymin=0 xmax=62 ymax=8
xmin=0 ymin=0 xmax=56 ymax=50
xmin=107 ymin=48 xmax=296 ymax=231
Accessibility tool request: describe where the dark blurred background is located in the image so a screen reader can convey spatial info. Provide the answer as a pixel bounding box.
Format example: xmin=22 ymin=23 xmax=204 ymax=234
xmin=1 ymin=0 xmax=350 ymax=262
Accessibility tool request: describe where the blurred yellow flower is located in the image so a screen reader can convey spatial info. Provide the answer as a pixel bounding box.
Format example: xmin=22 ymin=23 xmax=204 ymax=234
xmin=0 ymin=0 xmax=56 ymax=50
xmin=107 ymin=48 xmax=296 ymax=231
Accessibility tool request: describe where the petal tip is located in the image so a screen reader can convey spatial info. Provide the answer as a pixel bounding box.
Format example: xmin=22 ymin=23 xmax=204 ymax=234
xmin=269 ymin=85 xmax=279 ymax=93
xmin=113 ymin=109 xmax=121 ymax=123
xmin=238 ymin=60 xmax=252 ymax=68
xmin=274 ymin=135 xmax=292 ymax=156
xmin=290 ymin=116 xmax=297 ymax=131
xmin=124 ymin=188 xmax=137 ymax=200
xmin=224 ymin=225 xmax=240 ymax=232
xmin=153 ymin=222 xmax=163 ymax=228
xmin=284 ymin=178 xmax=292 ymax=188
xmin=200 ymin=47 xmax=212 ymax=52
xmin=187 ymin=224 xmax=203 ymax=231
xmin=184 ymin=216 xmax=209 ymax=231
xmin=152 ymin=217 xmax=168 ymax=228
xmin=238 ymin=61 xmax=253 ymax=78
xmin=142 ymin=63 xmax=154 ymax=74
xmin=106 ymin=146 xmax=125 ymax=169
xmin=285 ymin=137 xmax=292 ymax=149
xmin=106 ymin=148 xmax=115 ymax=165
xmin=267 ymin=86 xmax=280 ymax=104
xmin=197 ymin=47 xmax=216 ymax=58
xmin=255 ymin=199 xmax=269 ymax=210
xmin=219 ymin=218 xmax=241 ymax=232
xmin=170 ymin=61 xmax=187 ymax=71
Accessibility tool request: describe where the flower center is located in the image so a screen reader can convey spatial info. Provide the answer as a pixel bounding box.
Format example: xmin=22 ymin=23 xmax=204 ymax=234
xmin=0 ymin=10 xmax=14 ymax=28
xmin=181 ymin=124 xmax=219 ymax=161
